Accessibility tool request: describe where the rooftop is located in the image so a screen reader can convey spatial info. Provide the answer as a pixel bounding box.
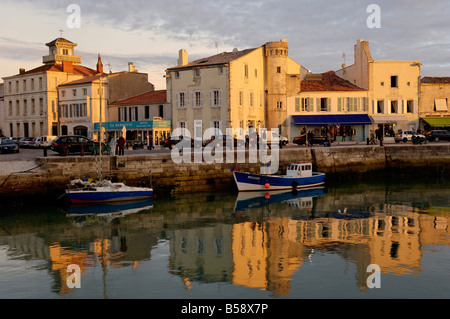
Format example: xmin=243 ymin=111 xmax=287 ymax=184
xmin=109 ymin=90 xmax=167 ymax=105
xmin=421 ymin=77 xmax=450 ymax=84
xmin=14 ymin=63 xmax=97 ymax=77
xmin=167 ymin=48 xmax=257 ymax=70
xmin=301 ymin=71 xmax=366 ymax=92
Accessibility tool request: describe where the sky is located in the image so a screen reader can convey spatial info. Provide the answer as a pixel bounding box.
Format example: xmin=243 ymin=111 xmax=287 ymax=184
xmin=0 ymin=0 xmax=449 ymax=90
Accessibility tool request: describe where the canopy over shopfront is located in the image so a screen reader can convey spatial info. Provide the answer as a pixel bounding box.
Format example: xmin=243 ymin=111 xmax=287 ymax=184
xmin=94 ymin=120 xmax=172 ymax=146
xmin=292 ymin=114 xmax=372 ymax=125
xmin=422 ymin=117 xmax=450 ymax=128
xmin=369 ymin=115 xmax=408 ymax=124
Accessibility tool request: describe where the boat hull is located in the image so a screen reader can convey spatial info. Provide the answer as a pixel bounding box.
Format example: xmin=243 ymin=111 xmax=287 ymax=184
xmin=233 ymin=171 xmax=325 ymax=191
xmin=66 ymin=189 xmax=153 ymax=203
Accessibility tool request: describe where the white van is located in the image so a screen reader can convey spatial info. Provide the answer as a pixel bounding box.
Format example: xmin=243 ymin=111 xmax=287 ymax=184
xmin=34 ymin=136 xmax=57 ymax=148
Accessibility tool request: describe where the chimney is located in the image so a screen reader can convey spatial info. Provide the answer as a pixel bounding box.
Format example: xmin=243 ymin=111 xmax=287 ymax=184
xmin=177 ymin=49 xmax=188 ymax=66
xmin=96 ymin=53 xmax=103 ymax=74
xmin=19 ymin=68 xmax=25 ymax=74
xmin=62 ymin=61 xmax=74 ymax=73
xmin=128 ymin=62 xmax=136 ymax=72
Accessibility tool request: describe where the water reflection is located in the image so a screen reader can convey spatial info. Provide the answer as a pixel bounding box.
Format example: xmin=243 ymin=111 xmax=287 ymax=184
xmin=0 ymin=181 xmax=449 ymax=298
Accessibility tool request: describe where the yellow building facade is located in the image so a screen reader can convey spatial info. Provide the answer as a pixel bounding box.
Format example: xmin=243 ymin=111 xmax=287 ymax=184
xmin=336 ymin=39 xmax=421 ymax=136
xmin=419 ymin=77 xmax=450 ymax=130
xmin=165 ymin=39 xmax=301 ymax=139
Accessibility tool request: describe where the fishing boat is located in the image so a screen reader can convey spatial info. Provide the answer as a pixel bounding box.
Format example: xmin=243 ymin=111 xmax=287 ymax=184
xmin=65 ymin=179 xmax=153 ymax=203
xmin=64 ymin=76 xmax=153 ymax=204
xmin=233 ymin=161 xmax=325 ymax=191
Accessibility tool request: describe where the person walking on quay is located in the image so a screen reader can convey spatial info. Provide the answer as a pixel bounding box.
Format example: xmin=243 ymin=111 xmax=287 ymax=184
xmin=148 ymin=134 xmax=154 ymax=150
xmin=376 ymin=129 xmax=383 ymax=146
xmin=118 ymin=135 xmax=125 ymax=155
xmin=369 ymin=130 xmax=376 ymax=145
xmin=307 ymin=131 xmax=314 ymax=146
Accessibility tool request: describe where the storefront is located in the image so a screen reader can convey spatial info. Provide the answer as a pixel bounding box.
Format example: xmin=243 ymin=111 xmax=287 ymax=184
xmin=291 ymin=114 xmax=372 ymax=141
xmin=94 ymin=120 xmax=172 ymax=148
xmin=370 ymin=115 xmax=409 ymax=137
xmin=421 ymin=117 xmax=450 ymax=131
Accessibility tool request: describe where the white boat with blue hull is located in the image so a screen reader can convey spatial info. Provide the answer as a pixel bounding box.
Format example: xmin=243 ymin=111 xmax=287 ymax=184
xmin=233 ymin=161 xmax=325 ymax=191
xmin=66 ymin=179 xmax=153 ymax=204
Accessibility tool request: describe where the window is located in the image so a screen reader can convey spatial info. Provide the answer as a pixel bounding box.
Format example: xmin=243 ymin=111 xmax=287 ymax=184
xmin=145 ymin=105 xmax=150 ymax=119
xmin=249 ymin=92 xmax=254 ymax=107
xmin=16 ymin=100 xmax=20 ymax=116
xmin=295 ymin=98 xmax=301 ymax=112
xmin=243 ymin=64 xmax=248 ymax=78
xmin=390 ymin=100 xmax=398 ymax=113
xmin=176 ymin=92 xmax=186 ymax=108
xmin=83 ymin=88 xmax=88 ymax=96
xmin=31 ymin=79 xmax=34 ymax=90
xmin=129 ymin=107 xmax=138 ymax=121
xmin=210 ymin=90 xmax=222 ymax=107
xmin=61 ymin=90 xmax=66 ymax=97
xmin=319 ymin=98 xmax=330 ymax=112
xmin=118 ymin=107 xmax=127 ymax=121
xmin=31 ymin=99 xmax=35 ymax=114
xmin=212 ymin=121 xmax=221 ymax=137
xmin=23 ymin=100 xmax=28 ymax=115
xmin=277 ymin=66 xmax=281 ymax=73
xmin=192 ymin=91 xmax=203 ymax=107
xmin=39 ymin=77 xmax=43 ymax=90
xmin=194 ymin=69 xmax=200 ymax=77
xmin=239 ymin=91 xmax=244 ymax=106
xmin=72 ymin=89 xmax=77 ymax=96
xmin=159 ymin=105 xmax=164 ymax=118
xmin=377 ymin=100 xmax=384 ymax=114
xmin=175 ymin=71 xmax=180 ymax=78
xmin=301 ymin=98 xmax=313 ymax=112
xmin=179 ymin=122 xmax=187 ymax=136
xmin=8 ymin=101 xmax=12 ymax=116
xmin=406 ymin=100 xmax=414 ymax=113
xmin=390 ymin=76 xmax=398 ymax=88
xmin=23 ymin=80 xmax=26 ymax=92
xmin=277 ymin=101 xmax=283 ymax=109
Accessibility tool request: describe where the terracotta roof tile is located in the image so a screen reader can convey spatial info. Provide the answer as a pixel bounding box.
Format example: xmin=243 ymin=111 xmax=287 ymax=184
xmin=301 ymin=71 xmax=365 ymax=92
xmin=109 ymin=90 xmax=167 ymax=105
xmin=19 ymin=63 xmax=97 ymax=76
xmin=421 ymin=77 xmax=450 ymax=84
xmin=167 ymin=48 xmax=257 ymax=70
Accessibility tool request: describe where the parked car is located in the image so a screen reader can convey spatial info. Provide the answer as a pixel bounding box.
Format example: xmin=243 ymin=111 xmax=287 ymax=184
xmin=293 ymin=133 xmax=330 ymax=146
xmin=394 ymin=131 xmax=426 ymax=143
xmin=18 ymin=137 xmax=35 ymax=148
xmin=425 ymin=130 xmax=450 ymax=142
xmin=162 ymin=136 xmax=202 ymax=149
xmin=34 ymin=135 xmax=57 ymax=148
xmin=0 ymin=139 xmax=20 ymax=153
xmin=204 ymin=135 xmax=245 ymax=149
xmin=260 ymin=130 xmax=288 ymax=147
xmin=51 ymin=135 xmax=97 ymax=155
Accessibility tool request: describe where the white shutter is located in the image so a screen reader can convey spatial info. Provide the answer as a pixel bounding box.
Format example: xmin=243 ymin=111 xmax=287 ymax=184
xmin=176 ymin=93 xmax=180 ymax=107
xmin=219 ymin=90 xmax=222 ymax=106
xmin=209 ymin=91 xmax=213 ymax=107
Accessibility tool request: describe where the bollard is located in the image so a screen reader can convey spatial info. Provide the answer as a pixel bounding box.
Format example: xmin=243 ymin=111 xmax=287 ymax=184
xmin=366 ymin=138 xmax=369 ymax=145
xmin=43 ymin=147 xmax=47 ymax=157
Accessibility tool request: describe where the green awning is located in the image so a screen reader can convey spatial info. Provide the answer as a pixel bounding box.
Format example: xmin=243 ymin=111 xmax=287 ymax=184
xmin=422 ymin=117 xmax=450 ymax=127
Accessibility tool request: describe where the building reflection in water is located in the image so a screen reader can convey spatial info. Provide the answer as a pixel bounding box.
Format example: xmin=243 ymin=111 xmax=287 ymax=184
xmin=0 ymin=185 xmax=448 ymax=297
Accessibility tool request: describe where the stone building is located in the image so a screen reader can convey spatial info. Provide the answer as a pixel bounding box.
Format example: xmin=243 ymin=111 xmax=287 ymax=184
xmin=336 ymin=39 xmax=421 ymax=136
xmin=2 ymin=37 xmax=98 ymax=137
xmin=419 ymin=77 xmax=450 ymax=130
xmin=286 ymin=71 xmax=371 ymax=142
xmin=165 ymin=39 xmax=302 ymax=139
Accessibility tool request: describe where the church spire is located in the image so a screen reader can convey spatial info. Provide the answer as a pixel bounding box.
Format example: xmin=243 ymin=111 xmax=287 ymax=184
xmin=97 ymin=53 xmax=103 ymax=74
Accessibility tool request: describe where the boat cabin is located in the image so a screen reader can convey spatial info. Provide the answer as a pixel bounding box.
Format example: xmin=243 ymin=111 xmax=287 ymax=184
xmin=286 ymin=161 xmax=313 ymax=177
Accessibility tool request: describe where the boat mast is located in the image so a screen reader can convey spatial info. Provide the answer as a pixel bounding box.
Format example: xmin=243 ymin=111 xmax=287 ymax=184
xmin=99 ymin=75 xmax=103 ymax=181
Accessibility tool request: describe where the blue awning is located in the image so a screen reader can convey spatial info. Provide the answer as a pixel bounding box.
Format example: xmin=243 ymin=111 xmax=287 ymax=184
xmin=292 ymin=114 xmax=372 ymax=125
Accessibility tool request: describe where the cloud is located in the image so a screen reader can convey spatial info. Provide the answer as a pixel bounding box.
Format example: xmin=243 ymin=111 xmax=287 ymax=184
xmin=1 ymin=0 xmax=449 ymax=85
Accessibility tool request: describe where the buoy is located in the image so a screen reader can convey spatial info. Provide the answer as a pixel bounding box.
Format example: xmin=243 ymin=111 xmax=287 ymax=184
xmin=265 ymin=193 xmax=270 ymax=199
xmin=265 ymin=183 xmax=270 ymax=189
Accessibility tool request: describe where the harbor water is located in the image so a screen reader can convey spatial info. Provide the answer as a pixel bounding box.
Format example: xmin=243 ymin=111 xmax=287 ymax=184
xmin=0 ymin=178 xmax=449 ymax=299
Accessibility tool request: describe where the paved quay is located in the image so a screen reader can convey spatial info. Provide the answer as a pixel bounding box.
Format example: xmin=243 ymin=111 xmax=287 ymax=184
xmin=1 ymin=138 xmax=449 ymax=201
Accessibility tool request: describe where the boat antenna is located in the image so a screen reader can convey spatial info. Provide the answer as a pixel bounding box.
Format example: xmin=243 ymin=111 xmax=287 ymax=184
xmin=99 ymin=75 xmax=103 ymax=181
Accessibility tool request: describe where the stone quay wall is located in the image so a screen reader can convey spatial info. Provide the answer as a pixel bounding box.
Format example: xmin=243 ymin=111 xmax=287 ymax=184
xmin=0 ymin=144 xmax=449 ymax=200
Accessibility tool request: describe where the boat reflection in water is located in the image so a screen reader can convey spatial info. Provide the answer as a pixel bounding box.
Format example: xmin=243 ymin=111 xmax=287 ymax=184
xmin=66 ymin=199 xmax=154 ymax=223
xmin=234 ymin=187 xmax=326 ymax=213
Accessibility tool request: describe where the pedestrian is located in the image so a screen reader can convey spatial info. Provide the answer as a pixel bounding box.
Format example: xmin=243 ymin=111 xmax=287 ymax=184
xmin=376 ymin=129 xmax=383 ymax=147
xmin=148 ymin=134 xmax=154 ymax=150
xmin=118 ymin=135 xmax=125 ymax=155
xmin=307 ymin=131 xmax=314 ymax=146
